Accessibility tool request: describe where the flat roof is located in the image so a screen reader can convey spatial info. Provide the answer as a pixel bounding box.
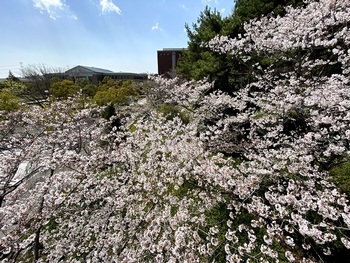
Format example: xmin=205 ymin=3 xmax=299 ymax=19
xmin=160 ymin=48 xmax=186 ymax=51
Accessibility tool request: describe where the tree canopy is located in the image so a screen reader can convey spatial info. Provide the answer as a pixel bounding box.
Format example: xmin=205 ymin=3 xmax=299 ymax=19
xmin=93 ymin=79 xmax=140 ymax=106
xmin=50 ymin=80 xmax=80 ymax=99
xmin=0 ymin=90 xmax=21 ymax=112
xmin=0 ymin=0 xmax=350 ymax=262
xmin=176 ymin=7 xmax=232 ymax=88
xmin=8 ymin=64 xmax=65 ymax=107
xmin=177 ymin=0 xmax=305 ymax=92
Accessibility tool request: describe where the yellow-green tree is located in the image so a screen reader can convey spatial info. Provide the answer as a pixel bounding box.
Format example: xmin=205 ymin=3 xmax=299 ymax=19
xmin=75 ymin=78 xmax=98 ymax=97
xmin=93 ymin=80 xmax=139 ymax=106
xmin=0 ymin=90 xmax=21 ymax=111
xmin=50 ymin=80 xmax=80 ymax=99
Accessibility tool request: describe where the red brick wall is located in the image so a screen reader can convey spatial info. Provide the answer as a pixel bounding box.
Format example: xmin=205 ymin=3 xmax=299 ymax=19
xmin=157 ymin=50 xmax=183 ymax=77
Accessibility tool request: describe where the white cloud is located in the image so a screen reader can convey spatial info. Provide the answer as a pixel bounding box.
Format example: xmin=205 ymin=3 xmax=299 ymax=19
xmin=151 ymin=22 xmax=163 ymax=32
xmin=179 ymin=4 xmax=188 ymax=10
xmin=33 ymin=0 xmax=65 ymax=19
xmin=202 ymin=0 xmax=218 ymax=5
xmin=100 ymin=0 xmax=121 ymax=14
xmin=32 ymin=0 xmax=77 ymax=20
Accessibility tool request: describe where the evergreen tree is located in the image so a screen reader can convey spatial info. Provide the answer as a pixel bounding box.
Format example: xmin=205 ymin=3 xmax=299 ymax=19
xmin=6 ymin=70 xmax=20 ymax=82
xmin=177 ymin=0 xmax=305 ymax=92
xmin=177 ymin=7 xmax=231 ymax=89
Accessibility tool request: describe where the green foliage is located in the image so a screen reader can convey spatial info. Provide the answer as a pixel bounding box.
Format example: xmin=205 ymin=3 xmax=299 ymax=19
xmin=228 ymin=0 xmax=305 ymax=36
xmin=0 ymin=90 xmax=21 ymax=111
xmin=330 ymin=162 xmax=350 ymax=197
xmin=44 ymin=217 xmax=59 ymax=232
xmin=82 ymin=84 xmax=98 ymax=97
xmin=252 ymin=111 xmax=267 ymax=120
xmin=177 ymin=7 xmax=232 ymax=89
xmin=75 ymin=78 xmax=98 ymax=97
xmin=0 ymin=73 xmax=26 ymax=94
xmin=93 ymin=89 xmax=115 ymax=106
xmin=49 ymin=76 xmax=64 ymax=85
xmin=50 ymin=80 xmax=80 ymax=99
xmin=158 ymin=103 xmax=190 ymax=124
xmin=93 ymin=80 xmax=139 ymax=106
xmin=200 ymin=202 xmax=229 ymax=262
xmin=101 ymin=104 xmax=116 ymax=120
xmin=114 ymin=84 xmax=139 ymax=105
xmin=169 ymin=180 xmax=194 ymax=198
xmin=283 ymin=107 xmax=309 ymax=135
xmin=175 ymin=6 xmax=243 ymax=90
xmin=75 ymin=77 xmax=90 ymax=88
xmin=129 ymin=122 xmax=137 ymax=133
xmin=7 ymin=70 xmax=20 ymax=82
xmin=177 ymin=0 xmax=305 ymax=92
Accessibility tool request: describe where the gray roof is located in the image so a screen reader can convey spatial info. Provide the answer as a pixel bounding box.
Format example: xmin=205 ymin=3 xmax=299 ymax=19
xmin=65 ymin=65 xmax=114 ymax=75
xmin=79 ymin=66 xmax=114 ymax=74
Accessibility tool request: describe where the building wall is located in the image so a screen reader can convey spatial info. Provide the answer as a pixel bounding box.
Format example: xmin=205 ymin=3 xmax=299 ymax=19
xmin=157 ymin=49 xmax=183 ymax=77
xmin=64 ymin=66 xmax=148 ymax=84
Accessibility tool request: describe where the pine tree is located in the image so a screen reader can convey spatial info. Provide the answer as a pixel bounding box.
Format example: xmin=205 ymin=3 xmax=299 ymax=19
xmin=177 ymin=0 xmax=305 ymax=92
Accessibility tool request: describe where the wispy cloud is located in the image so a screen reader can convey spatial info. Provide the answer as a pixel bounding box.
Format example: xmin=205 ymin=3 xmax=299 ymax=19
xmin=202 ymin=0 xmax=218 ymax=5
xmin=32 ymin=0 xmax=77 ymax=20
xmin=151 ymin=22 xmax=163 ymax=32
xmin=100 ymin=0 xmax=121 ymax=14
xmin=179 ymin=4 xmax=188 ymax=10
xmin=33 ymin=0 xmax=64 ymax=19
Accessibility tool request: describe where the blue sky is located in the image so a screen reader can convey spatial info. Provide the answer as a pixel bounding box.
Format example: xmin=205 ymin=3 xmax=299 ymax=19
xmin=0 ymin=0 xmax=234 ymax=78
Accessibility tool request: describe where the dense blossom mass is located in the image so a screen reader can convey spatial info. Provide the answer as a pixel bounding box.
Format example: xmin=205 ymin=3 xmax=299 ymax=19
xmin=1 ymin=0 xmax=350 ymax=262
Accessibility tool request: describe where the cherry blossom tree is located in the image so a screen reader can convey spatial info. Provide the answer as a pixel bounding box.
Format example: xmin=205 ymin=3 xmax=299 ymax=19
xmin=0 ymin=0 xmax=350 ymax=262
xmin=0 ymin=97 xmax=111 ymax=261
xmin=203 ymin=0 xmax=350 ymax=261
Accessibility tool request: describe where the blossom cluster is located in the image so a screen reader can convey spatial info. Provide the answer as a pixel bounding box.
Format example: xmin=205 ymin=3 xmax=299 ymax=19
xmin=0 ymin=0 xmax=350 ymax=262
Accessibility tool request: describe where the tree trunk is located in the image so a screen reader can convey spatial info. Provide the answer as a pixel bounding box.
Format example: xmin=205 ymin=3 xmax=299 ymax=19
xmin=34 ymin=227 xmax=41 ymax=261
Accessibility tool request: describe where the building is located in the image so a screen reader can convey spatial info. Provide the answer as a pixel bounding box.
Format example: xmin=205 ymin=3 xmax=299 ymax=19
xmin=64 ymin=65 xmax=148 ymax=84
xmin=65 ymin=66 xmax=114 ymax=79
xmin=157 ymin=48 xmax=184 ymax=77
